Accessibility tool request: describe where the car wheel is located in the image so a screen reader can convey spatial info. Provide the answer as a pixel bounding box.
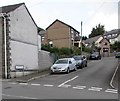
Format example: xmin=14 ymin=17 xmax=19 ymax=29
xmin=50 ymin=71 xmax=54 ymax=74
xmin=74 ymin=66 xmax=77 ymax=71
xmin=66 ymin=67 xmax=70 ymax=74
xmin=85 ymin=63 xmax=87 ymax=67
xmin=81 ymin=64 xmax=83 ymax=69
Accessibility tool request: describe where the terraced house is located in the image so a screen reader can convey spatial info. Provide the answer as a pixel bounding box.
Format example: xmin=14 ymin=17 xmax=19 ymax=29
xmin=0 ymin=3 xmax=40 ymax=78
xmin=45 ymin=19 xmax=81 ymax=48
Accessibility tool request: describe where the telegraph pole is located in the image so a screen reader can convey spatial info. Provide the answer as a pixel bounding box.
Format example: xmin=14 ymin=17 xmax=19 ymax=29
xmin=81 ymin=21 xmax=82 ymax=55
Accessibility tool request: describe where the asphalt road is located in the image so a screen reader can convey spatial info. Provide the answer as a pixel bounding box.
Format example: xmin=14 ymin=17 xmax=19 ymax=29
xmin=2 ymin=57 xmax=118 ymax=100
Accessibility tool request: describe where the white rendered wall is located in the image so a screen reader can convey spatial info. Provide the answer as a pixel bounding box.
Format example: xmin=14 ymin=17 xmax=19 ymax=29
xmin=8 ymin=4 xmax=39 ymax=76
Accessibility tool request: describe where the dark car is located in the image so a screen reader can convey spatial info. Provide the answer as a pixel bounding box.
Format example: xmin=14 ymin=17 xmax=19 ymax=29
xmin=89 ymin=52 xmax=101 ymax=60
xmin=115 ymin=52 xmax=120 ymax=58
xmin=73 ymin=55 xmax=87 ymax=69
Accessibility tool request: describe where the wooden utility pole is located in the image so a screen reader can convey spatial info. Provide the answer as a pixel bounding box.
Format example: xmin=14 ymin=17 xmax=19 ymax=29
xmin=81 ymin=21 xmax=82 ymax=55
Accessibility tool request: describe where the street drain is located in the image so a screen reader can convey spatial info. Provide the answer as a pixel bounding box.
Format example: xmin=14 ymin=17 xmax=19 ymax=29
xmin=4 ymin=87 xmax=12 ymax=89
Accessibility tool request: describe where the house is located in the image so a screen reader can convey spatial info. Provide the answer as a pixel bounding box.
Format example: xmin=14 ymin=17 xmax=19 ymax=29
xmin=0 ymin=3 xmax=40 ymax=78
xmin=45 ymin=19 xmax=80 ymax=48
xmin=84 ymin=35 xmax=110 ymax=57
xmin=84 ymin=35 xmax=103 ymax=48
xmin=103 ymin=29 xmax=120 ymax=44
xmin=99 ymin=38 xmax=110 ymax=57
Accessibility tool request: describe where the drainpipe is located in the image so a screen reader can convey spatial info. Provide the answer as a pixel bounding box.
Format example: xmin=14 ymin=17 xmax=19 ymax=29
xmin=0 ymin=13 xmax=7 ymax=78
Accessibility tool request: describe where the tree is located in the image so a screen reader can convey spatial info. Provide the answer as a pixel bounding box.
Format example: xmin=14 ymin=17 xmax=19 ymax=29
xmin=82 ymin=36 xmax=87 ymax=40
xmin=111 ymin=41 xmax=120 ymax=52
xmin=89 ymin=24 xmax=105 ymax=38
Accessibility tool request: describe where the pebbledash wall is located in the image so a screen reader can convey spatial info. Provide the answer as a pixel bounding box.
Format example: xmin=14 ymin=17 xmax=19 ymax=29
xmin=8 ymin=4 xmax=39 ymax=78
xmin=0 ymin=17 xmax=2 ymax=78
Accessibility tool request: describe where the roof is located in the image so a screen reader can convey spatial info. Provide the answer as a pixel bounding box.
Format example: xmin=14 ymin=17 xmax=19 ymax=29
xmin=1 ymin=3 xmax=24 ymax=13
xmin=104 ymin=29 xmax=120 ymax=39
xmin=46 ymin=19 xmax=79 ymax=34
xmin=1 ymin=3 xmax=38 ymax=27
xmin=99 ymin=38 xmax=110 ymax=43
xmin=84 ymin=35 xmax=102 ymax=44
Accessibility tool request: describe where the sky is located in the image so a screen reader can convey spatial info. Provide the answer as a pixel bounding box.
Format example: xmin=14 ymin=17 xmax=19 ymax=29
xmin=0 ymin=0 xmax=119 ymax=37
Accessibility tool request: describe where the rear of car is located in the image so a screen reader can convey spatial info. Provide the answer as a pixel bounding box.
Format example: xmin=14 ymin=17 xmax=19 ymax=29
xmin=115 ymin=52 xmax=120 ymax=58
xmin=89 ymin=52 xmax=101 ymax=60
xmin=73 ymin=55 xmax=87 ymax=69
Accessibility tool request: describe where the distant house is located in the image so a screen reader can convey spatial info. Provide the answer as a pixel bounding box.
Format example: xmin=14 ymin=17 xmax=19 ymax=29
xmin=0 ymin=3 xmax=40 ymax=78
xmin=103 ymin=29 xmax=120 ymax=44
xmin=84 ymin=35 xmax=103 ymax=48
xmin=99 ymin=38 xmax=110 ymax=57
xmin=45 ymin=19 xmax=81 ymax=48
xmin=84 ymin=35 xmax=110 ymax=57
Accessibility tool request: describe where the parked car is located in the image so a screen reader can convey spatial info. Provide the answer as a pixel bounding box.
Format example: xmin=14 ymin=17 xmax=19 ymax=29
xmin=89 ymin=52 xmax=101 ymax=60
xmin=115 ymin=52 xmax=120 ymax=58
xmin=50 ymin=58 xmax=77 ymax=74
xmin=73 ymin=55 xmax=87 ymax=69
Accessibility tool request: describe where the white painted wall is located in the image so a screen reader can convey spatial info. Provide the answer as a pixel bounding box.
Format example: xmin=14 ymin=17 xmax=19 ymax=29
xmin=9 ymin=5 xmax=38 ymax=45
xmin=117 ymin=34 xmax=120 ymax=42
xmin=10 ymin=40 xmax=38 ymax=70
xmin=95 ymin=36 xmax=103 ymax=47
xmin=8 ymin=4 xmax=39 ymax=77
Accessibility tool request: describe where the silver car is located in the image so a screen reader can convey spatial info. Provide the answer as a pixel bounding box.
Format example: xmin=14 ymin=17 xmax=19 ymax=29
xmin=50 ymin=58 xmax=77 ymax=74
xmin=73 ymin=55 xmax=87 ymax=69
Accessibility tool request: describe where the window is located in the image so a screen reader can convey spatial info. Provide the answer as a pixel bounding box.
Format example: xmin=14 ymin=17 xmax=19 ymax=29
xmin=71 ymin=29 xmax=74 ymax=34
xmin=108 ymin=35 xmax=111 ymax=38
xmin=104 ymin=42 xmax=107 ymax=45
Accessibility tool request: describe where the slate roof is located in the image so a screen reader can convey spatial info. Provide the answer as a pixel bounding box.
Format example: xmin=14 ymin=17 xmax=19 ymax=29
xmin=104 ymin=29 xmax=120 ymax=39
xmin=84 ymin=35 xmax=102 ymax=45
xmin=1 ymin=3 xmax=24 ymax=13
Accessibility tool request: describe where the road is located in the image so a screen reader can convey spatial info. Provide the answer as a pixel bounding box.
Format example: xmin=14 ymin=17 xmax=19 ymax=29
xmin=2 ymin=57 xmax=118 ymax=100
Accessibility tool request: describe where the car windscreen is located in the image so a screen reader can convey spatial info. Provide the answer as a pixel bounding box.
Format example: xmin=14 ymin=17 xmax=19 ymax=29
xmin=55 ymin=60 xmax=68 ymax=64
xmin=73 ymin=56 xmax=82 ymax=60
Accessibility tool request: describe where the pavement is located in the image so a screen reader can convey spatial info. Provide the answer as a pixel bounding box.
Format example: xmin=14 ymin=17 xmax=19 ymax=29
xmin=2 ymin=69 xmax=50 ymax=83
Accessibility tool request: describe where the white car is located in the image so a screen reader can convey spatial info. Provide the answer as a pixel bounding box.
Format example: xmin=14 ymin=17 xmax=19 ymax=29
xmin=50 ymin=58 xmax=77 ymax=74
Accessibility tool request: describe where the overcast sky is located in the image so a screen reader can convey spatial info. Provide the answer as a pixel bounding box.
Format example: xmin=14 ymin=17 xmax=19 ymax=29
xmin=0 ymin=0 xmax=119 ymax=37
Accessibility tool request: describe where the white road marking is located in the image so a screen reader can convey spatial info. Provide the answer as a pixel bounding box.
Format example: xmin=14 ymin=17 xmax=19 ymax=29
xmin=30 ymin=84 xmax=41 ymax=86
xmin=73 ymin=86 xmax=86 ymax=89
xmin=106 ymin=89 xmax=118 ymax=92
xmin=2 ymin=94 xmax=39 ymax=99
xmin=27 ymin=74 xmax=49 ymax=82
xmin=19 ymin=83 xmax=28 ymax=85
xmin=88 ymin=87 xmax=102 ymax=92
xmin=110 ymin=65 xmax=118 ymax=88
xmin=58 ymin=84 xmax=71 ymax=88
xmin=58 ymin=76 xmax=79 ymax=87
xmin=43 ymin=84 xmax=54 ymax=87
xmin=105 ymin=89 xmax=118 ymax=93
xmin=105 ymin=90 xmax=118 ymax=93
xmin=91 ymin=87 xmax=102 ymax=90
xmin=88 ymin=88 xmax=101 ymax=91
xmin=8 ymin=82 xmax=17 ymax=85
